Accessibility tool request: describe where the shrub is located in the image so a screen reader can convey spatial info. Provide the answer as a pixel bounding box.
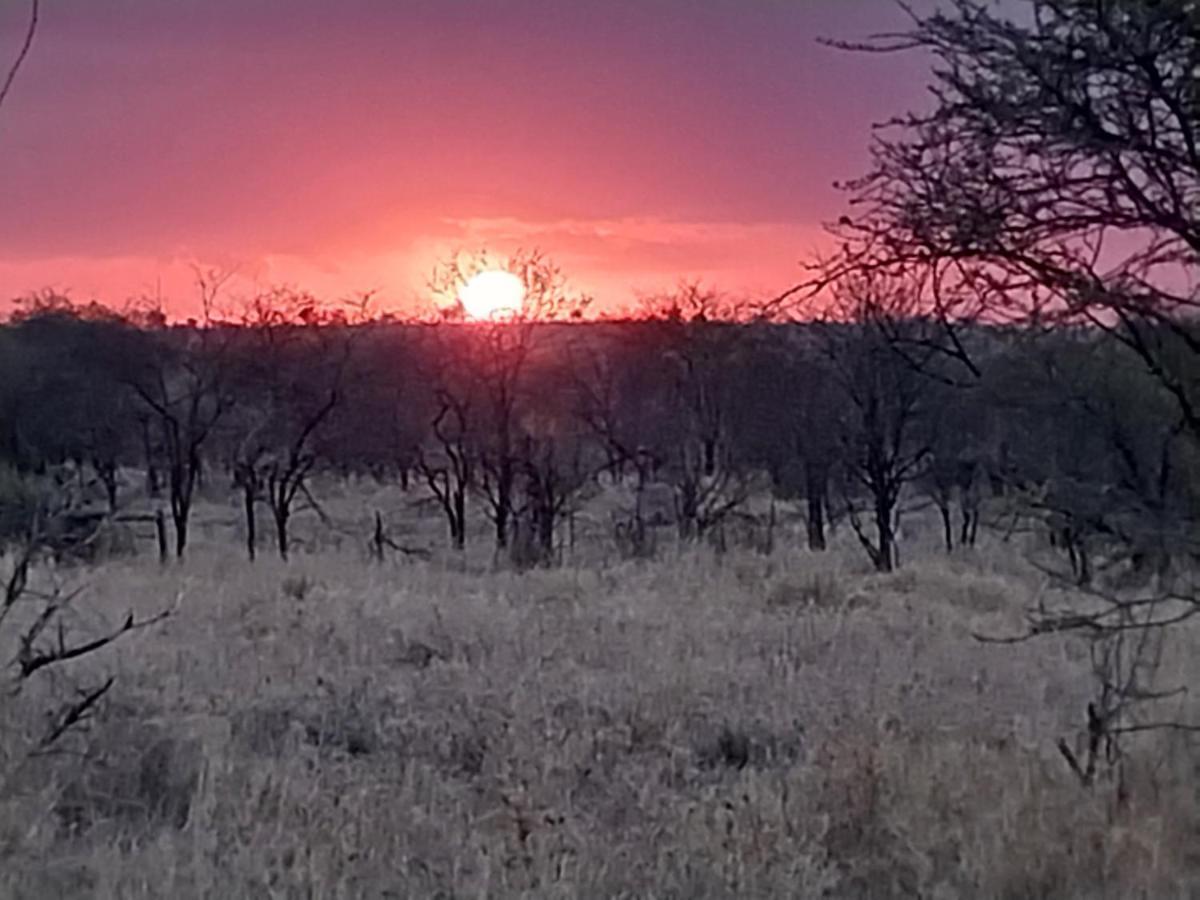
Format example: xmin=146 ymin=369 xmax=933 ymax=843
xmin=0 ymin=465 xmax=49 ymax=547
xmin=281 ymin=574 xmax=316 ymax=601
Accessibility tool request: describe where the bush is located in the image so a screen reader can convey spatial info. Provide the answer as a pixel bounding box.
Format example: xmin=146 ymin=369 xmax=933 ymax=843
xmin=0 ymin=465 xmax=49 ymax=547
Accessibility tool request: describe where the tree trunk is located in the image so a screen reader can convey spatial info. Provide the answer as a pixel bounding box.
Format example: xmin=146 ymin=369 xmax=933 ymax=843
xmin=876 ymin=525 xmax=895 ymax=572
xmin=538 ymin=512 xmax=554 ymax=557
xmin=806 ymin=494 xmax=826 ymax=551
xmin=677 ymin=480 xmax=699 ymax=541
xmin=1075 ymin=538 xmax=1091 ymax=586
xmin=534 ymin=487 xmax=556 ymax=561
xmin=165 ymin=432 xmax=199 ymax=558
xmin=805 ymin=461 xmax=828 ymax=551
xmin=94 ymin=458 xmax=118 ymax=513
xmin=274 ymin=505 xmax=290 ymax=561
xmin=141 ymin=420 xmax=159 ymax=497
xmin=173 ymin=508 xmax=188 ymax=558
xmin=874 ymin=492 xmax=896 ymax=573
xmin=452 ymin=486 xmax=466 ymax=550
xmin=939 ymin=502 xmax=954 ymax=553
xmin=155 ymin=509 xmax=168 ymax=564
xmin=371 ymin=511 xmax=385 ymax=562
xmin=608 ymin=451 xmax=624 ymax=484
xmin=494 ymin=459 xmax=514 ymax=549
xmin=169 ymin=457 xmax=191 ymax=558
xmin=243 ymin=482 xmax=257 ymax=562
xmin=959 ymin=504 xmax=979 ymax=548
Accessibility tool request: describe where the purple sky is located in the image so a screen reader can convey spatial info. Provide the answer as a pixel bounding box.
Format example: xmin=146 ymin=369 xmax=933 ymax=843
xmin=0 ymin=0 xmax=934 ymax=316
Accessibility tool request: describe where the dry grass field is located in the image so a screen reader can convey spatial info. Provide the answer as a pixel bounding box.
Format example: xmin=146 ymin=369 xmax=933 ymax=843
xmin=1 ymin=480 xmax=1198 ymax=898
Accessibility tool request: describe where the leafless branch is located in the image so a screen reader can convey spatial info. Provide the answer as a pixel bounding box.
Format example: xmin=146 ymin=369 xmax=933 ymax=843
xmin=18 ymin=605 xmax=170 ymax=680
xmin=0 ymin=0 xmax=38 ymax=119
xmin=35 ymin=677 xmax=114 ymax=752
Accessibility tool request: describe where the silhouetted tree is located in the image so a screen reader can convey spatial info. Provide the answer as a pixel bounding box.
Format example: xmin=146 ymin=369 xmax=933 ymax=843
xmin=228 ymin=289 xmax=353 ymax=561
xmin=124 ymin=272 xmax=237 ymax=557
xmin=815 ymin=276 xmax=933 ymax=572
xmin=727 ymin=326 xmax=841 ymax=551
xmin=811 ymin=0 xmax=1200 ymax=775
xmin=424 ymin=249 xmax=589 ymax=555
xmin=916 ymin=377 xmax=997 ymax=553
xmin=418 ymin=388 xmax=474 ymax=550
xmin=818 ymin=0 xmax=1200 ymax=440
xmin=1 ymin=296 xmax=138 ymax=510
xmin=508 ymin=355 xmax=603 ymax=568
xmin=304 ymin=321 xmax=431 ymax=496
xmin=625 ymin=286 xmax=753 ymax=541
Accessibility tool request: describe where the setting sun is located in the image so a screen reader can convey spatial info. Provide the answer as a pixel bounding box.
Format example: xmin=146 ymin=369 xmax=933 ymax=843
xmin=459 ymin=270 xmax=525 ymax=320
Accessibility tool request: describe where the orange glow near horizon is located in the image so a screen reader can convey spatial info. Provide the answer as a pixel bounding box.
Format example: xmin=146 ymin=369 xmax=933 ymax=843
xmin=0 ymin=3 xmax=929 ymax=317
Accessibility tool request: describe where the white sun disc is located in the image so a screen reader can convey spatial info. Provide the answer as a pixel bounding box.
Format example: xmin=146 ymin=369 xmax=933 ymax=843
xmin=459 ymin=270 xmax=526 ymax=320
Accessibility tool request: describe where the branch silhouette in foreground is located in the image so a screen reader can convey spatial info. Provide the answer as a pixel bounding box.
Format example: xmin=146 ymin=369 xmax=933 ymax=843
xmin=0 ymin=0 xmax=39 ymax=118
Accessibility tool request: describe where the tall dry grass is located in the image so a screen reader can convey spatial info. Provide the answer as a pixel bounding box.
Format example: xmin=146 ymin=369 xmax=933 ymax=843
xmin=0 ymin=491 xmax=1197 ymax=897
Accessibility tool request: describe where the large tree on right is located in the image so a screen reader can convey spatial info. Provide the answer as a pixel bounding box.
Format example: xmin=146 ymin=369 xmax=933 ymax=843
xmin=823 ymin=0 xmax=1200 ymax=420
xmin=816 ymin=0 xmax=1200 ymax=785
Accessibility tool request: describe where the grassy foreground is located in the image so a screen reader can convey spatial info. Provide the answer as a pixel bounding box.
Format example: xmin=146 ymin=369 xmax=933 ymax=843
xmin=0 ymin=495 xmax=1197 ymax=898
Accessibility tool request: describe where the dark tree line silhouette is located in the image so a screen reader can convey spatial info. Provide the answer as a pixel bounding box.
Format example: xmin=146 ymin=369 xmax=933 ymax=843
xmin=1 ymin=276 xmax=1191 ymax=581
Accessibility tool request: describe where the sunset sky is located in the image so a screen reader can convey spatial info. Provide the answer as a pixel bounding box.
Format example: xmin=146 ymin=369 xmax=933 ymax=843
xmin=0 ymin=0 xmax=933 ymax=318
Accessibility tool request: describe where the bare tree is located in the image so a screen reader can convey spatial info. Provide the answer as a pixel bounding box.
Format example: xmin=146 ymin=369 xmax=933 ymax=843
xmin=813 ymin=275 xmax=933 ymax=572
xmin=635 ymin=286 xmax=740 ymax=473
xmin=1 ymin=519 xmax=167 ymax=770
xmin=511 ymin=424 xmax=596 ymax=568
xmin=810 ymin=0 xmax=1200 ymax=778
xmin=424 ymin=249 xmax=589 ymax=555
xmin=814 ymin=0 xmax=1200 ymax=426
xmin=727 ymin=326 xmax=842 ymax=551
xmin=627 ymin=286 xmax=754 ymax=542
xmin=310 ymin=320 xmax=428 ymax=493
xmin=915 ymin=377 xmax=997 ymax=553
xmin=795 ymin=372 xmax=841 ymax=553
xmin=228 ymin=289 xmax=356 ymax=561
xmin=417 ymin=389 xmax=474 ymax=551
xmin=2 ymin=297 xmax=138 ymax=511
xmin=126 ymin=271 xmax=237 ymax=557
xmin=569 ymin=334 xmax=643 ymax=484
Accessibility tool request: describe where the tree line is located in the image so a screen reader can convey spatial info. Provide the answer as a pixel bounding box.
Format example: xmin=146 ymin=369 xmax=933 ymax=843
xmin=1 ymin=272 xmax=1192 ymax=586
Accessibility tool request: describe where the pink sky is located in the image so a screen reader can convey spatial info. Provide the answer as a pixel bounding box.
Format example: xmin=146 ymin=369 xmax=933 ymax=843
xmin=0 ymin=1 xmax=933 ymax=318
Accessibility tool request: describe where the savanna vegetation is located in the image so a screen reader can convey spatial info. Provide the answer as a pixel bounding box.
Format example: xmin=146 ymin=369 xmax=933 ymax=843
xmin=3 ymin=0 xmax=1200 ymax=896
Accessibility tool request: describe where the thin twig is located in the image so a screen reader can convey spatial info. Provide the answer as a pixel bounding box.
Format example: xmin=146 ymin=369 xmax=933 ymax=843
xmin=0 ymin=0 xmax=38 ymax=116
xmin=1110 ymin=720 xmax=1200 ymax=736
xmin=35 ymin=677 xmax=114 ymax=752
